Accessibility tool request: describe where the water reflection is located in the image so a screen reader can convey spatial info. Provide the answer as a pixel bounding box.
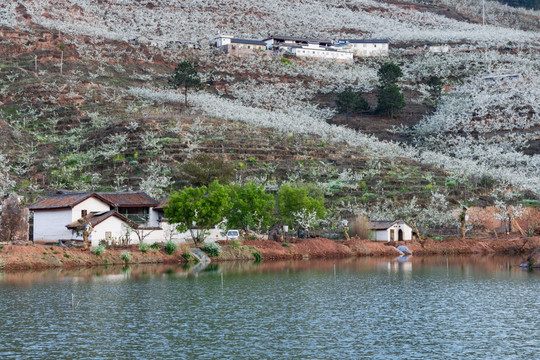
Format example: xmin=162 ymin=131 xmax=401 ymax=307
xmin=0 ymin=255 xmax=534 ymax=286
xmin=1 ymin=255 xmax=540 ymax=359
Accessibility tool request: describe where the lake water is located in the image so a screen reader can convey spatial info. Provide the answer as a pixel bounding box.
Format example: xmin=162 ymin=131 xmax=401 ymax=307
xmin=0 ymin=256 xmax=539 ymax=359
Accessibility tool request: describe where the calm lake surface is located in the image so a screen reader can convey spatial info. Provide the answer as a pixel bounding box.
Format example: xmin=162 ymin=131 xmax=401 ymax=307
xmin=1 ymin=256 xmax=539 ymax=359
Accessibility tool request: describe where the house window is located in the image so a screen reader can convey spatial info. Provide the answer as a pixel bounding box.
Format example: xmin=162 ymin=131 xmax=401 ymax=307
xmin=81 ymin=210 xmax=87 ymax=217
xmin=105 ymin=231 xmax=112 ymax=240
xmin=247 ymin=45 xmax=251 ymax=49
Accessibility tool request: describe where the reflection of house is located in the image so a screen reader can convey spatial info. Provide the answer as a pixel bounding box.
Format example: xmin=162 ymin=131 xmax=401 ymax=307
xmin=369 ymin=220 xmax=413 ymax=241
xmin=337 ymin=39 xmax=389 ymax=57
xmin=215 ymin=35 xmax=268 ymax=58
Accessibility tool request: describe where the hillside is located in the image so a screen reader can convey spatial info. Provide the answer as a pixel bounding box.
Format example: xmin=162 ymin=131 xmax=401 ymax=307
xmin=1 ymin=0 xmax=540 ymax=236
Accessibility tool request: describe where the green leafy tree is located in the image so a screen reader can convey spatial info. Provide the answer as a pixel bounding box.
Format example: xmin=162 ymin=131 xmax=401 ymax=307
xmin=224 ymin=182 xmax=275 ymax=232
xmin=376 ymin=62 xmax=405 ymax=117
xmin=164 ymin=180 xmax=230 ymax=245
xmin=376 ymin=85 xmax=405 ymax=118
xmin=377 ymin=62 xmax=403 ymax=88
xmin=277 ymin=184 xmax=325 ymax=228
xmin=427 ymin=76 xmax=443 ymax=99
xmin=335 ymin=88 xmax=370 ymax=120
xmin=169 ymin=60 xmax=202 ymax=106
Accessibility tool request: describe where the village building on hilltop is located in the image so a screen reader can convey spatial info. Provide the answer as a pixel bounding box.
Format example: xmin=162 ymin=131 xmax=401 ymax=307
xmin=215 ymin=35 xmax=270 ymax=58
xmin=337 ymin=39 xmax=389 ymax=57
xmin=215 ymin=34 xmax=389 ymax=61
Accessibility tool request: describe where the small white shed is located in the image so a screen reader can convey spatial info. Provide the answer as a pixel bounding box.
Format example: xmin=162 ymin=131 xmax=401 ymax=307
xmin=369 ymin=220 xmax=413 ymax=241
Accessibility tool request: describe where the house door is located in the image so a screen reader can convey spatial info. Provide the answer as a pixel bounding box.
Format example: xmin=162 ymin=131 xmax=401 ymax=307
xmin=390 ymin=229 xmax=395 ymax=241
xmin=398 ymin=229 xmax=403 ymax=241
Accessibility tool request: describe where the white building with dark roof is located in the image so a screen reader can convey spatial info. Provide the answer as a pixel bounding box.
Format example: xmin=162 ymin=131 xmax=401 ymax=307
xmin=263 ymin=35 xmax=333 ymax=50
xmin=294 ymin=43 xmax=353 ymax=62
xmin=29 ymin=191 xmax=226 ymax=245
xmin=369 ymin=220 xmax=413 ymax=241
xmin=215 ymin=35 xmax=269 ymax=58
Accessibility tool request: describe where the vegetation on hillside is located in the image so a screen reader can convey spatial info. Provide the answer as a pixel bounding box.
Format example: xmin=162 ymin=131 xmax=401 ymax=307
xmin=0 ymin=0 xmax=540 ymax=238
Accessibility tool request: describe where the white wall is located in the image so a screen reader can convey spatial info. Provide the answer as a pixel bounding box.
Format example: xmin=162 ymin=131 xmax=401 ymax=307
xmin=216 ymin=35 xmax=233 ymax=47
xmin=72 ymin=197 xmax=110 ymax=222
xmin=429 ymin=45 xmax=450 ymax=53
xmin=89 ymin=216 xmax=131 ymax=246
xmin=375 ymin=229 xmax=389 ymax=241
xmin=137 ymin=222 xmax=227 ymax=244
xmin=373 ymin=223 xmax=413 ymax=241
xmin=148 ymin=208 xmax=161 ymax=227
xmin=350 ymin=43 xmax=389 ymax=57
xmin=33 ymin=209 xmax=73 ymax=241
xmin=295 ymin=46 xmax=353 ymax=61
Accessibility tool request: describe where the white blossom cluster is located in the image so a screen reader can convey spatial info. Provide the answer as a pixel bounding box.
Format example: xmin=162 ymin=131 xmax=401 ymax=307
xmin=0 ymin=2 xmax=19 ymax=28
xmin=4 ymin=0 xmax=539 ymax=47
xmin=0 ymin=152 xmax=15 ymax=198
xmin=436 ymin=0 xmax=540 ymax=31
xmin=128 ymin=86 xmax=540 ymax=194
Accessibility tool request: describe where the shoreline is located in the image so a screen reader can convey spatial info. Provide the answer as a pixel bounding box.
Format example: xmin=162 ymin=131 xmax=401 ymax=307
xmin=0 ymin=236 xmax=537 ymax=272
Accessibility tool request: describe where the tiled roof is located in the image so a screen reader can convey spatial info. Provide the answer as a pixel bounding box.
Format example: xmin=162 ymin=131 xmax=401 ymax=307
xmin=66 ymin=210 xmax=135 ymax=230
xmin=369 ymin=220 xmax=408 ymax=230
xmin=30 ymin=191 xmax=159 ymax=210
xmin=29 ymin=192 xmax=108 ymax=210
xmin=231 ymin=38 xmax=266 ymax=45
xmin=264 ymin=35 xmax=333 ymax=44
xmin=153 ymin=198 xmax=169 ymax=211
xmin=339 ymin=39 xmax=389 ymax=44
xmin=98 ymin=192 xmax=159 ymax=207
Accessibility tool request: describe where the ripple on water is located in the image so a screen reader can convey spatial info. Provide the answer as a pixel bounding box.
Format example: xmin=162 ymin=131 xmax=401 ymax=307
xmin=0 ymin=257 xmax=538 ymax=359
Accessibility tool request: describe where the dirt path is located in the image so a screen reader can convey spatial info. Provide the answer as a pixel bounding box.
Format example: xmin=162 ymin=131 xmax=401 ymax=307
xmin=0 ymin=235 xmax=537 ymax=271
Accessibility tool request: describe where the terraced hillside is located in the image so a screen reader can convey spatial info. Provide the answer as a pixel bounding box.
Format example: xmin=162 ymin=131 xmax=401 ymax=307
xmin=1 ymin=0 xmax=540 ymax=235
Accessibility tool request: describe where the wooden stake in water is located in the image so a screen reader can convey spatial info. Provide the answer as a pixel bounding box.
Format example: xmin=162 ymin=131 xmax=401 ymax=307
xmin=221 ymin=272 xmax=224 ymax=290
xmin=334 ymin=263 xmax=336 ymax=279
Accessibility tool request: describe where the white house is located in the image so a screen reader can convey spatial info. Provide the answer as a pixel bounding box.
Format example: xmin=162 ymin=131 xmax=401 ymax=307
xmin=369 ymin=220 xmax=413 ymax=241
xmin=337 ymin=39 xmax=389 ymax=57
xmin=215 ymin=35 xmax=268 ymax=58
xmin=30 ymin=191 xmax=227 ymax=246
xmin=215 ymin=34 xmax=234 ymax=47
xmin=293 ymin=43 xmax=353 ymax=62
xmin=428 ymin=44 xmax=451 ymax=53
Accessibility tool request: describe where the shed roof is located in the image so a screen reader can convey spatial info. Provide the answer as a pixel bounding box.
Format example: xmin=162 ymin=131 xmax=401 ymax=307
xmin=339 ymin=39 xmax=389 ymax=44
xmin=66 ymin=210 xmax=135 ymax=230
xmin=264 ymin=35 xmax=333 ymax=44
xmin=231 ymin=38 xmax=267 ymax=45
xmin=369 ymin=220 xmax=410 ymax=230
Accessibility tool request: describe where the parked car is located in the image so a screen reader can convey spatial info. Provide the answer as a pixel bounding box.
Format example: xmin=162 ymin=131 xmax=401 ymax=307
xmin=226 ymin=230 xmax=240 ymax=241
